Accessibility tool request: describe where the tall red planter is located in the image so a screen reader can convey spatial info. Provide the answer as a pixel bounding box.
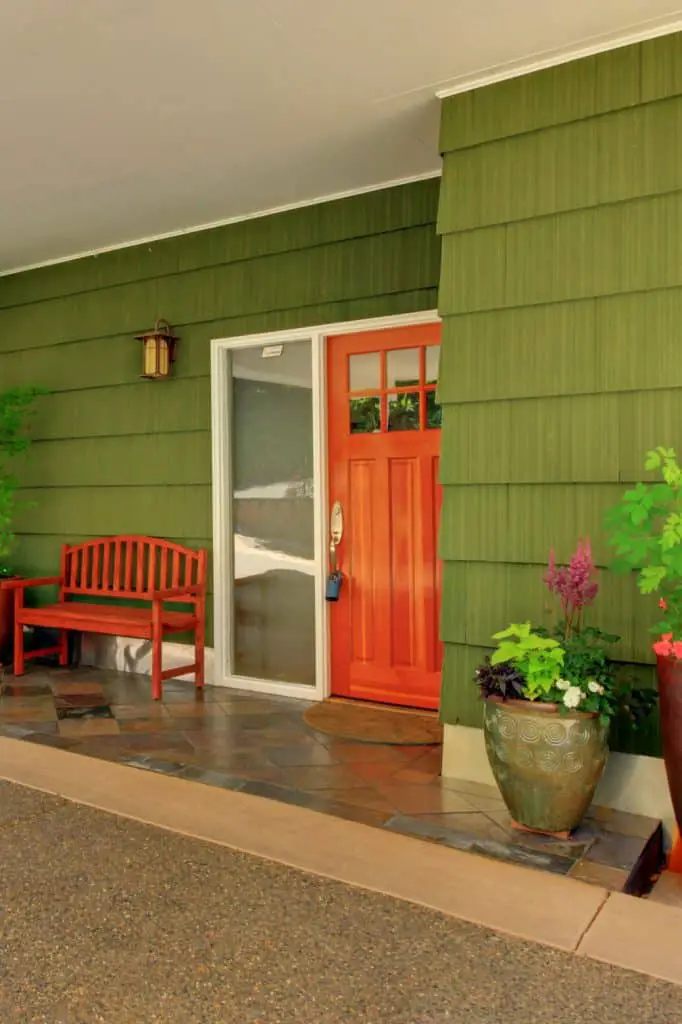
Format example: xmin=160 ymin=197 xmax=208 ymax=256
xmin=656 ymin=655 xmax=682 ymax=834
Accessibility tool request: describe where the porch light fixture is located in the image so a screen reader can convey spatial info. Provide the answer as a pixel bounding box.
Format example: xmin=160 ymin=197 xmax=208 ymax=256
xmin=137 ymin=319 xmax=178 ymax=380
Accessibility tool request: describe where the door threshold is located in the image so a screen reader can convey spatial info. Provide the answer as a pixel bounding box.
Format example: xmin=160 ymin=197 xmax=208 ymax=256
xmin=326 ymin=696 xmax=439 ymax=717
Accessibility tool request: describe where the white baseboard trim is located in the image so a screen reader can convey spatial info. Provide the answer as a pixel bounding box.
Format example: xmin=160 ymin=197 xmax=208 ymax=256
xmin=442 ymin=724 xmax=675 ymax=837
xmin=79 ymin=634 xmax=319 ymax=702
xmin=81 ymin=634 xmax=217 ymax=687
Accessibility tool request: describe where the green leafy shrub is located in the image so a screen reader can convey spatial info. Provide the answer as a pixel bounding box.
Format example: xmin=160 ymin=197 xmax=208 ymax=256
xmin=606 ymin=447 xmax=682 ymax=652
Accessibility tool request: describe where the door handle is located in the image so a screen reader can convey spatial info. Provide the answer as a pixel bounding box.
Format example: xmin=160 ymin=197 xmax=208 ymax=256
xmin=329 ymin=500 xmax=344 ymax=572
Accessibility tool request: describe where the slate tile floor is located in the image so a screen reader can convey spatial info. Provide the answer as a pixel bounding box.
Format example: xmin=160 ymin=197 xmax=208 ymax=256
xmin=0 ymin=666 xmax=663 ymax=893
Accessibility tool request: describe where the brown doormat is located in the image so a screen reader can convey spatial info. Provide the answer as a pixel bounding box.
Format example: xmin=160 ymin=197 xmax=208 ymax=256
xmin=304 ymin=700 xmax=443 ymax=746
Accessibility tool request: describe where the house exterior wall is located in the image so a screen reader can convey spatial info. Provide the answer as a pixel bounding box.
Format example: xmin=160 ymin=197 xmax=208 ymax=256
xmin=437 ymin=32 xmax=682 ymax=758
xmin=0 ymin=179 xmax=441 ymax=645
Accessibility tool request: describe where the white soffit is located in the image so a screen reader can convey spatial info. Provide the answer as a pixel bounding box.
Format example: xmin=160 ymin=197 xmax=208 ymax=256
xmin=1 ymin=0 xmax=681 ymax=274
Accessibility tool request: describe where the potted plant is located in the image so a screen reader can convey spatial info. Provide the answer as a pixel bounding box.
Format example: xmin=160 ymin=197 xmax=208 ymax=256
xmin=0 ymin=387 xmax=44 ymax=664
xmin=606 ymin=446 xmax=682 ymax=836
xmin=476 ymin=540 xmax=653 ymax=837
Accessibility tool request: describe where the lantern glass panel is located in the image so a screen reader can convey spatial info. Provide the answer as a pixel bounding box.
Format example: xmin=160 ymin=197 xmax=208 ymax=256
xmin=158 ymin=338 xmax=170 ymax=377
xmin=143 ymin=337 xmax=159 ymax=377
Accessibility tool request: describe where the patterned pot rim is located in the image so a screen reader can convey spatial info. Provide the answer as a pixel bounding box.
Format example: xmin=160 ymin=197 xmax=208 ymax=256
xmin=484 ymin=696 xmax=598 ymax=720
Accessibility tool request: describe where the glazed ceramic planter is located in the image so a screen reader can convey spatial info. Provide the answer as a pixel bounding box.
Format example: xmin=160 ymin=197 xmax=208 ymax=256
xmin=483 ymin=697 xmax=609 ymax=836
xmin=656 ymin=655 xmax=682 ymax=835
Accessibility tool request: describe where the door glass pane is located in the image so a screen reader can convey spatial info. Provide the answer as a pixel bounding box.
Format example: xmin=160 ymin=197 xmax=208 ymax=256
xmin=426 ymin=390 xmax=442 ymax=429
xmin=388 ymin=392 xmax=420 ymax=431
xmin=426 ymin=345 xmax=440 ymax=385
xmin=349 ymin=352 xmax=380 ymax=392
xmin=387 ymin=348 xmax=420 ymax=389
xmin=230 ymin=342 xmax=315 ymax=686
xmin=350 ymin=395 xmax=381 ymax=434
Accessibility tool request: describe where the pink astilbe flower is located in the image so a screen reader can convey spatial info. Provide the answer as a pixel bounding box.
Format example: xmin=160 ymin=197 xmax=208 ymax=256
xmin=544 ymin=539 xmax=599 ymax=638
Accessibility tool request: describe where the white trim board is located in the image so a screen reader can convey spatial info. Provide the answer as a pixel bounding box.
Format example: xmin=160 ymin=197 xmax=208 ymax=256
xmin=210 ymin=310 xmax=440 ymax=702
xmin=0 ymin=171 xmax=442 ymax=280
xmin=435 ymin=16 xmax=682 ymax=98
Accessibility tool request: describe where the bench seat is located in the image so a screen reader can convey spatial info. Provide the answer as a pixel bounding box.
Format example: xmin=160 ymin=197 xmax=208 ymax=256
xmin=18 ymin=603 xmax=197 ymax=638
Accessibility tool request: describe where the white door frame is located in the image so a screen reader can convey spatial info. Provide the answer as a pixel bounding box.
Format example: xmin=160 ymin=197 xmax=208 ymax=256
xmin=210 ymin=309 xmax=440 ymax=701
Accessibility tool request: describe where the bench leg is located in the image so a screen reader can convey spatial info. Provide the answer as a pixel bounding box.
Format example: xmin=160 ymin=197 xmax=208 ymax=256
xmin=13 ymin=614 xmax=24 ymax=677
xmin=195 ymin=619 xmax=205 ymax=693
xmin=151 ymin=626 xmax=163 ymax=701
xmin=58 ymin=630 xmax=69 ymax=668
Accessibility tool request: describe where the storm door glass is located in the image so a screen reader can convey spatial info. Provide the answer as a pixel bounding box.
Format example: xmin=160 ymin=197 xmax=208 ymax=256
xmin=229 ymin=341 xmax=315 ymax=686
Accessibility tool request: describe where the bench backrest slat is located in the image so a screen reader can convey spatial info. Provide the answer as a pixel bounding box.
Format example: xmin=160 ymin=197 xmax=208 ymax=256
xmin=69 ymin=548 xmax=79 ymax=588
xmin=91 ymin=543 xmax=100 ymax=591
xmin=122 ymin=539 xmax=131 ymax=591
xmin=147 ymin=541 xmax=156 ymax=594
xmin=159 ymin=545 xmax=168 ymax=591
xmin=102 ymin=540 xmax=111 ymax=592
xmin=62 ymin=536 xmax=206 ymax=602
xmin=113 ymin=540 xmax=122 ymax=591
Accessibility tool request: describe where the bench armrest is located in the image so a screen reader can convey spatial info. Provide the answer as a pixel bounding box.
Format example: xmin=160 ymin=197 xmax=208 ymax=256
xmin=152 ymin=584 xmax=204 ymax=601
xmin=1 ymin=576 xmax=62 ymax=590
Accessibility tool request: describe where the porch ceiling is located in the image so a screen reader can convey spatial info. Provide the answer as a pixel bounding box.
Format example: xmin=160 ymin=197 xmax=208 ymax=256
xmin=1 ymin=0 xmax=681 ymax=273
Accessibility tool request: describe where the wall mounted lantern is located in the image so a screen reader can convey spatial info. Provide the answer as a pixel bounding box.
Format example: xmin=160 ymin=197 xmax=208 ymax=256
xmin=136 ymin=319 xmax=178 ymax=380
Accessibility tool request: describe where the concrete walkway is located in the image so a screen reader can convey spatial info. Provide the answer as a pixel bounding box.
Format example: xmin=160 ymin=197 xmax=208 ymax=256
xmin=1 ymin=741 xmax=682 ymax=1022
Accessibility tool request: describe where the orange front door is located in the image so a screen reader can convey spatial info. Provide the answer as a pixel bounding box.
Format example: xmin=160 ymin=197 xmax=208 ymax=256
xmin=327 ymin=323 xmax=442 ymax=710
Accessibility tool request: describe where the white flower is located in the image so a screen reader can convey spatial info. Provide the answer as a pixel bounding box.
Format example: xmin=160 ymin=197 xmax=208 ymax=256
xmin=556 ymin=679 xmax=570 ymax=691
xmin=563 ymin=686 xmax=584 ymax=709
xmin=587 ymin=681 xmax=605 ymax=695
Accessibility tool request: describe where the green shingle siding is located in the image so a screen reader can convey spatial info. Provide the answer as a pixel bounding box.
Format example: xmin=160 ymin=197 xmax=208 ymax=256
xmin=438 ymin=34 xmax=682 ymax=756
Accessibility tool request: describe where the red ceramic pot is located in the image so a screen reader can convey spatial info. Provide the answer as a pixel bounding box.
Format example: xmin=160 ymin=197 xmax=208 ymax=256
xmin=656 ymin=655 xmax=682 ymax=834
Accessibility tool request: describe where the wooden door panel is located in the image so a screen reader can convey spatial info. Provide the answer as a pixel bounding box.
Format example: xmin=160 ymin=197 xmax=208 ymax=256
xmin=328 ymin=324 xmax=442 ymax=710
xmin=389 ymin=456 xmax=417 ymax=669
xmin=347 ymin=457 xmax=379 ymax=665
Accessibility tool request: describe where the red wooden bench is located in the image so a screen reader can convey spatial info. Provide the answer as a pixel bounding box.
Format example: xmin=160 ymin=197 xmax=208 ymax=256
xmin=8 ymin=536 xmax=207 ymax=700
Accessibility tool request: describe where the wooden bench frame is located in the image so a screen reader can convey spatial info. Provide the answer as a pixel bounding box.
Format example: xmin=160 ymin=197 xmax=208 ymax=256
xmin=7 ymin=536 xmax=208 ymax=700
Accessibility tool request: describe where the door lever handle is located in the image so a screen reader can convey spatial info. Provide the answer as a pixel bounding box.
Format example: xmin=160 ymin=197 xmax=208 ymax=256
xmin=329 ymin=500 xmax=344 ymax=572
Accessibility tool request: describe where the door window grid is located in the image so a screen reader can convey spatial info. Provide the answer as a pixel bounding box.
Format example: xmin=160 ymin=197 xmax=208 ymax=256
xmin=348 ymin=345 xmax=441 ymax=433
